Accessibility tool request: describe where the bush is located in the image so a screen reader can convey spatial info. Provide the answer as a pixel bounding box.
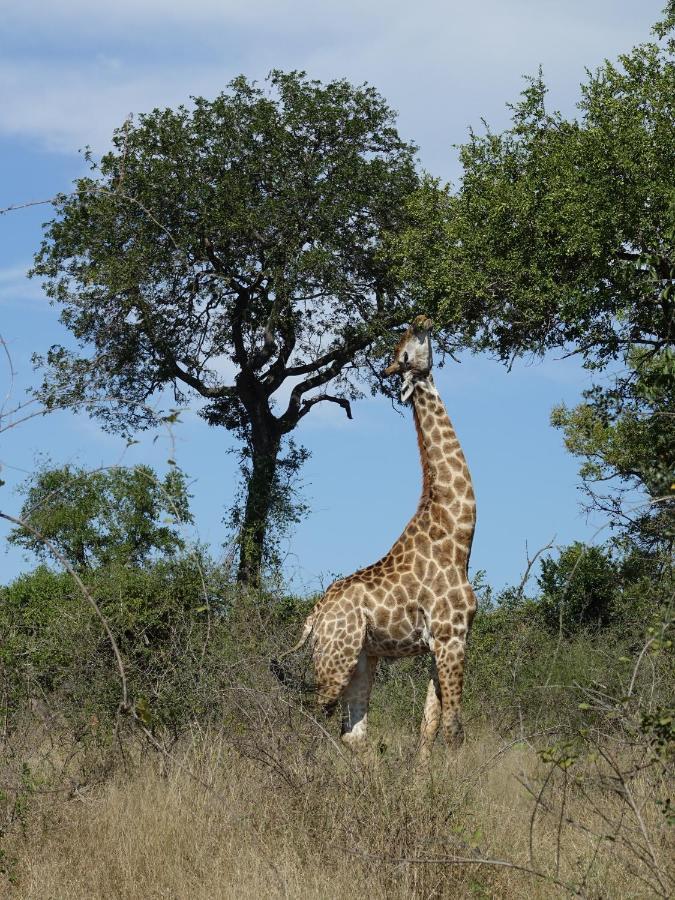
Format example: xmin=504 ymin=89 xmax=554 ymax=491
xmin=8 ymin=464 xmax=193 ymax=571
xmin=537 ymin=542 xmax=618 ymax=632
xmin=0 ymin=554 xmax=235 ymax=736
xmin=468 ymin=601 xmax=602 ymax=732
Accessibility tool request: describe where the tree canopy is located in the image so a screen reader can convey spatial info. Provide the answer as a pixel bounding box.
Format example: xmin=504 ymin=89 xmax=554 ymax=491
xmin=395 ymin=17 xmax=674 ymax=564
xmin=31 ymin=71 xmax=484 ymax=584
xmin=9 ymin=464 xmax=192 ymax=571
xmin=399 ymin=33 xmax=674 ymax=365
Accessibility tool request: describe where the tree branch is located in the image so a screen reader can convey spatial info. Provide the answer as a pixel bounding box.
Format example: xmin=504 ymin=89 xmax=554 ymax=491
xmin=514 ymin=536 xmax=556 ymax=601
xmin=283 ymin=344 xmax=350 ymax=378
xmin=132 ymin=295 xmax=229 ymax=399
xmin=296 ymin=393 xmax=353 ymax=423
xmin=278 ymin=341 xmax=367 ymax=432
xmin=260 ymin=318 xmax=297 ymax=393
xmin=167 ymin=360 xmax=230 ymax=399
xmin=230 ymin=286 xmax=253 ymax=372
xmin=249 ymin=319 xmax=278 ymax=370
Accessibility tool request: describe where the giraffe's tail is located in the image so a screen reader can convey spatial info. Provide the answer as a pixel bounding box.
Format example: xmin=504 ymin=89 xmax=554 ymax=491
xmin=270 ymin=620 xmax=316 ymax=694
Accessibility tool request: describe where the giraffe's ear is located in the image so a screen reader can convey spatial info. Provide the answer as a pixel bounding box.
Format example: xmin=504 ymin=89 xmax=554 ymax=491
xmin=400 ymin=372 xmax=415 ymax=403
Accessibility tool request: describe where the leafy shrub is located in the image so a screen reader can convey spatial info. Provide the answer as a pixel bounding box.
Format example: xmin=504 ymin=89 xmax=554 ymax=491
xmin=461 ymin=587 xmax=670 ymax=734
xmin=8 ymin=464 xmax=193 ymax=571
xmin=537 ymin=542 xmax=618 ymax=632
xmin=0 ymin=554 xmax=235 ymax=735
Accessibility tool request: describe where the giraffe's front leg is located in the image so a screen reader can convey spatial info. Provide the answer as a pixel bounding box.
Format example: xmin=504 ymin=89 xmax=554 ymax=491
xmin=340 ymin=651 xmax=378 ymax=751
xmin=433 ymin=636 xmax=467 ymax=751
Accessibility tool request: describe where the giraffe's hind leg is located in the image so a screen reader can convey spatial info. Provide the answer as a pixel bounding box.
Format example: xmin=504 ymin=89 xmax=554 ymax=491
xmin=312 ymin=613 xmax=367 ymax=721
xmin=340 ymin=651 xmax=378 ymax=750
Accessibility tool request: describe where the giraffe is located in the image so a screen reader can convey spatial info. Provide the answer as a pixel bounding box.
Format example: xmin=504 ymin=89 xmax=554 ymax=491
xmin=273 ymin=316 xmax=477 ymax=761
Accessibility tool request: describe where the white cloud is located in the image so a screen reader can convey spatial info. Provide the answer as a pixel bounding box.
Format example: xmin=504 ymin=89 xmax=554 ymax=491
xmin=0 ymin=264 xmax=48 ymax=310
xmin=0 ymin=61 xmax=232 ymax=153
xmin=4 ymin=0 xmax=392 ymax=36
xmin=3 ymin=0 xmax=658 ymax=40
xmin=0 ymin=0 xmax=663 ymax=172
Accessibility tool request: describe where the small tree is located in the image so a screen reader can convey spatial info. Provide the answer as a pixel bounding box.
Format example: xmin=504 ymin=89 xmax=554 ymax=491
xmin=538 ymin=543 xmax=619 ymax=633
xmin=552 ymin=347 xmax=674 ymax=557
xmin=9 ymin=464 xmax=192 ymax=571
xmin=31 ymin=71 xmax=481 ymax=585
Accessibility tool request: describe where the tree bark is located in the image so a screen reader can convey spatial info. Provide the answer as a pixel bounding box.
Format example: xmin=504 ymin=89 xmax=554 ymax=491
xmin=236 ymin=430 xmax=281 ymax=587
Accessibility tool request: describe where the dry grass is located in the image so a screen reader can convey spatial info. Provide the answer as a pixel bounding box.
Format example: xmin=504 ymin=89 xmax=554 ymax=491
xmin=2 ymin=717 xmax=671 ymax=900
xmin=2 ymin=616 xmax=672 ymax=899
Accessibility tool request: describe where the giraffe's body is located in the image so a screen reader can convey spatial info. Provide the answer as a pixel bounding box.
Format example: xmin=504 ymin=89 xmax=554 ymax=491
xmin=277 ymin=318 xmax=477 ymax=760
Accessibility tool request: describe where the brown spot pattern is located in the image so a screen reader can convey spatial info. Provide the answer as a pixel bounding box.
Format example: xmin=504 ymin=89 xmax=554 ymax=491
xmin=292 ymin=373 xmax=477 ymax=756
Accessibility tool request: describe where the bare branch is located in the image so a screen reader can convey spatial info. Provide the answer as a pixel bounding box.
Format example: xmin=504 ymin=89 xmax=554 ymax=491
xmin=514 ymin=536 xmax=556 ymax=601
xmin=296 ymin=393 xmax=353 ymax=423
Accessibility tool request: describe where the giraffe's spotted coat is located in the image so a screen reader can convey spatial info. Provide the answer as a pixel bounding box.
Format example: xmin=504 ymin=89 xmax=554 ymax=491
xmin=284 ymin=318 xmax=477 ymax=759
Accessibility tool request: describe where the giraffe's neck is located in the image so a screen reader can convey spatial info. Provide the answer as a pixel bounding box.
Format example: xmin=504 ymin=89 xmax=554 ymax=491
xmin=411 ymin=375 xmax=474 ymax=505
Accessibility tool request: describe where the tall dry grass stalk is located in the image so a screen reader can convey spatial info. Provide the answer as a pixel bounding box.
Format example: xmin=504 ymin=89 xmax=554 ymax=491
xmin=2 ymin=716 xmax=671 ymax=899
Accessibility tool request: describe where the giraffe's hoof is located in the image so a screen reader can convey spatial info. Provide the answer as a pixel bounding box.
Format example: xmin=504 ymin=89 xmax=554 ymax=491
xmin=340 ymin=731 xmax=366 ymax=749
xmin=341 ymin=737 xmax=375 ymax=764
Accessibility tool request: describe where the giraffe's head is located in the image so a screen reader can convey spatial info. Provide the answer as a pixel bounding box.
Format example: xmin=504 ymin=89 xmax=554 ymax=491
xmin=384 ymin=315 xmax=433 ymax=402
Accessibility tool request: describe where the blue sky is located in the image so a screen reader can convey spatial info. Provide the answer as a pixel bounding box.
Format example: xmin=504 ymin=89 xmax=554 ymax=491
xmin=0 ymin=0 xmax=664 ymax=592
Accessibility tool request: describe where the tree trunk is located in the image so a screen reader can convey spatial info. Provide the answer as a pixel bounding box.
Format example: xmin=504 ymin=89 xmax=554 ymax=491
xmin=237 ymin=433 xmax=281 ymax=587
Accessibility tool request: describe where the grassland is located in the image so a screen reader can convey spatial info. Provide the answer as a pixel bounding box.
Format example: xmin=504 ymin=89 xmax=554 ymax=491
xmin=2 ymin=694 xmax=672 ymax=898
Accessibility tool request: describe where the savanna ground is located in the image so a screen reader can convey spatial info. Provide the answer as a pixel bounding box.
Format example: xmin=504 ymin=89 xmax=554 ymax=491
xmin=1 ymin=590 xmax=672 ymax=900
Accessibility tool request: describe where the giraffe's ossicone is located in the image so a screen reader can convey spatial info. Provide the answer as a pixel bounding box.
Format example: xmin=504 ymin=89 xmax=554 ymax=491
xmin=273 ymin=316 xmax=477 ymax=761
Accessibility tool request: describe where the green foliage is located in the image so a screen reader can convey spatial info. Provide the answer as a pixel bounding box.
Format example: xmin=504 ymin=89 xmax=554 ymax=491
xmin=0 ymin=554 xmax=233 ymax=733
xmin=30 ymin=70 xmax=453 ymax=580
xmin=537 ymin=542 xmax=619 ymax=632
xmin=382 ymin=176 xmax=485 ymax=347
xmin=448 ymin=40 xmax=674 ymax=364
xmin=466 ymin=600 xmax=598 ymax=729
xmin=655 ymin=0 xmax=675 ymax=39
xmin=551 ymin=348 xmax=675 ymax=553
xmin=641 ymin=706 xmax=675 ymax=764
xmin=0 ymin=567 xmax=85 ymax=697
xmin=464 ymin=595 xmax=673 ymax=734
xmin=8 ymin=464 xmax=192 ymax=570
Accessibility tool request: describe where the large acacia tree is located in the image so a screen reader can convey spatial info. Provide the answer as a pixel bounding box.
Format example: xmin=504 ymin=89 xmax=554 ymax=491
xmin=32 ymin=71 xmax=480 ymax=585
